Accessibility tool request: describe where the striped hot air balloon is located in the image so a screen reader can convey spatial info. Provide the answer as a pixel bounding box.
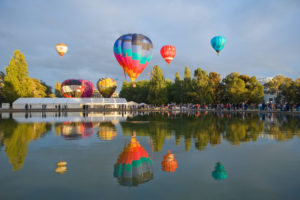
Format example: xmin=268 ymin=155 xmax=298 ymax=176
xmin=161 ymin=150 xmax=177 ymax=172
xmin=113 ymin=135 xmax=153 ymax=186
xmin=210 ymin=36 xmax=226 ymax=55
xmin=160 ymin=45 xmax=176 ymax=64
xmin=113 ymin=33 xmax=153 ymax=82
xmin=56 ymin=43 xmax=68 ymax=57
xmin=61 ymin=79 xmax=94 ymax=98
xmin=97 ymin=78 xmax=117 ymax=98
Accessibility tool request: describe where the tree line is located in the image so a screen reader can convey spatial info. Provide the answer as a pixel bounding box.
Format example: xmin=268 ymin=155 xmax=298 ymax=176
xmin=120 ymin=65 xmax=300 ymax=105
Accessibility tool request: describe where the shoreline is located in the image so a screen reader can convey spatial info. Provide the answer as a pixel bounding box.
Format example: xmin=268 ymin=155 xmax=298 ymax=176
xmin=0 ymin=108 xmax=299 ymax=115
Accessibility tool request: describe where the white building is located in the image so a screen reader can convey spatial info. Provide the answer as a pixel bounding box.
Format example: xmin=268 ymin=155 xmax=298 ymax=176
xmin=12 ymin=98 xmax=127 ymax=110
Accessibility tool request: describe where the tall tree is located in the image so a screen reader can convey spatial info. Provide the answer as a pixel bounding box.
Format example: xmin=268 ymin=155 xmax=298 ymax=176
xmin=173 ymin=72 xmax=183 ymax=104
xmin=222 ymin=73 xmax=247 ymax=104
xmin=32 ymin=79 xmax=47 ymax=97
xmin=147 ymin=65 xmax=167 ymax=105
xmin=264 ymin=75 xmax=291 ymax=103
xmin=54 ymin=81 xmax=63 ymax=97
xmin=191 ymin=68 xmax=210 ymax=104
xmin=3 ymin=50 xmax=33 ymax=103
xmin=183 ymin=66 xmax=192 ymax=103
xmin=208 ymin=72 xmax=222 ymax=104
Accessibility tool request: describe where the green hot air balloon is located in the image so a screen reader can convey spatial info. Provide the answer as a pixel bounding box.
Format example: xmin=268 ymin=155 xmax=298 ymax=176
xmin=212 ymin=162 xmax=228 ymax=180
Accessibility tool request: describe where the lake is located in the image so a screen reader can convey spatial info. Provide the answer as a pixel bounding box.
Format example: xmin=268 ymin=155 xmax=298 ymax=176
xmin=0 ymin=111 xmax=300 ymax=200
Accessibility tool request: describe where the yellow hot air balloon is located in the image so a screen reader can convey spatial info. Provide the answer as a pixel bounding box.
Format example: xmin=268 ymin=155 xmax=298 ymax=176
xmin=97 ymin=78 xmax=117 ymax=98
xmin=56 ymin=43 xmax=68 ymax=57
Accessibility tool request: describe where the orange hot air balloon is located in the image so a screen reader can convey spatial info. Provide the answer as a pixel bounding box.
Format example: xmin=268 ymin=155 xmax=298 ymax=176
xmin=160 ymin=45 xmax=176 ymax=64
xmin=161 ymin=150 xmax=177 ymax=172
xmin=56 ymin=43 xmax=68 ymax=57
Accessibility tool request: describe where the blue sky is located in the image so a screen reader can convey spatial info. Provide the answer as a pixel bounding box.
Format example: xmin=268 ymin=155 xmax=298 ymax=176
xmin=0 ymin=0 xmax=299 ymax=90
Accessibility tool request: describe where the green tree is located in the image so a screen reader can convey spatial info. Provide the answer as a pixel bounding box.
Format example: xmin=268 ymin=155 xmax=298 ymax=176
xmin=183 ymin=66 xmax=192 ymax=103
xmin=0 ymin=71 xmax=5 ymax=103
xmin=54 ymin=81 xmax=63 ymax=97
xmin=3 ymin=50 xmax=33 ymax=103
xmin=246 ymin=76 xmax=264 ymax=104
xmin=172 ymin=72 xmax=183 ymax=104
xmin=147 ymin=65 xmax=167 ymax=105
xmin=41 ymin=81 xmax=54 ymax=97
xmin=32 ymin=79 xmax=47 ymax=97
xmin=191 ymin=68 xmax=211 ymax=104
xmin=208 ymin=72 xmax=222 ymax=104
xmin=264 ymin=75 xmax=292 ymax=103
xmin=222 ymin=72 xmax=247 ymax=104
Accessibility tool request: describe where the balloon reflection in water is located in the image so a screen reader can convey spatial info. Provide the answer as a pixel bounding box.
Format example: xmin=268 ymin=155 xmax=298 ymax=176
xmin=97 ymin=122 xmax=117 ymax=141
xmin=55 ymin=160 xmax=67 ymax=174
xmin=212 ymin=162 xmax=228 ymax=180
xmin=161 ymin=150 xmax=177 ymax=172
xmin=113 ymin=135 xmax=153 ymax=186
xmin=61 ymin=121 xmax=94 ymax=140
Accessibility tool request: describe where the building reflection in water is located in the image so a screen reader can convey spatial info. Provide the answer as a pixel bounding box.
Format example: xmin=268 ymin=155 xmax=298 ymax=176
xmin=161 ymin=150 xmax=177 ymax=172
xmin=61 ymin=121 xmax=94 ymax=140
xmin=113 ymin=133 xmax=153 ymax=186
xmin=97 ymin=122 xmax=117 ymax=141
xmin=212 ymin=162 xmax=228 ymax=180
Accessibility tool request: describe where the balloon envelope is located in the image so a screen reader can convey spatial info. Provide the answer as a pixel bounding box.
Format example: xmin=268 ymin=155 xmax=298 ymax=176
xmin=61 ymin=121 xmax=94 ymax=140
xmin=97 ymin=78 xmax=117 ymax=98
xmin=161 ymin=150 xmax=177 ymax=172
xmin=113 ymin=33 xmax=153 ymax=82
xmin=210 ymin=36 xmax=226 ymax=54
xmin=56 ymin=43 xmax=68 ymax=57
xmin=61 ymin=79 xmax=94 ymax=98
xmin=160 ymin=45 xmax=176 ymax=64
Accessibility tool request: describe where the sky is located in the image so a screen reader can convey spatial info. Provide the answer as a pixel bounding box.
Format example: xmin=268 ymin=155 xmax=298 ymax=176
xmin=0 ymin=0 xmax=299 ymax=91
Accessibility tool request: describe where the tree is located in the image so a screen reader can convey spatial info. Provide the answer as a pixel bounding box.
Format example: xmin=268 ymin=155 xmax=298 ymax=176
xmin=222 ymin=73 xmax=247 ymax=104
xmin=41 ymin=81 xmax=53 ymax=97
xmin=191 ymin=68 xmax=211 ymax=104
xmin=172 ymin=72 xmax=183 ymax=104
xmin=246 ymin=76 xmax=264 ymax=104
xmin=32 ymin=79 xmax=47 ymax=97
xmin=0 ymin=71 xmax=5 ymax=103
xmin=3 ymin=50 xmax=33 ymax=103
xmin=183 ymin=66 xmax=192 ymax=103
xmin=147 ymin=65 xmax=167 ymax=105
xmin=264 ymin=75 xmax=291 ymax=103
xmin=208 ymin=72 xmax=222 ymax=104
xmin=54 ymin=81 xmax=63 ymax=97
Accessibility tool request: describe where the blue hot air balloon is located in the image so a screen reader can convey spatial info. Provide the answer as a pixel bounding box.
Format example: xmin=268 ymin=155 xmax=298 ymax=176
xmin=211 ymin=36 xmax=226 ymax=55
xmin=212 ymin=162 xmax=228 ymax=180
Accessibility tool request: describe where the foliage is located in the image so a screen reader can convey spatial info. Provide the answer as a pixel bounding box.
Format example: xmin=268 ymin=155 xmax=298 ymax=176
xmin=147 ymin=65 xmax=167 ymax=105
xmin=54 ymin=81 xmax=63 ymax=97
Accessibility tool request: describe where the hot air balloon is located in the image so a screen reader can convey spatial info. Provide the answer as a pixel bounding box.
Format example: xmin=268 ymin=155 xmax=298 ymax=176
xmin=61 ymin=121 xmax=94 ymax=140
xmin=97 ymin=78 xmax=117 ymax=98
xmin=113 ymin=134 xmax=153 ymax=186
xmin=212 ymin=162 xmax=228 ymax=180
xmin=61 ymin=79 xmax=94 ymax=98
xmin=161 ymin=150 xmax=177 ymax=172
xmin=210 ymin=36 xmax=226 ymax=55
xmin=56 ymin=43 xmax=68 ymax=57
xmin=55 ymin=161 xmax=67 ymax=174
xmin=113 ymin=33 xmax=153 ymax=84
xmin=160 ymin=45 xmax=176 ymax=64
xmin=97 ymin=122 xmax=117 ymax=141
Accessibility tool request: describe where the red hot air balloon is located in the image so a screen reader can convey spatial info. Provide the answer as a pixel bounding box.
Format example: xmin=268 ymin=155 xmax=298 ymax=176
xmin=161 ymin=150 xmax=177 ymax=172
xmin=160 ymin=45 xmax=176 ymax=64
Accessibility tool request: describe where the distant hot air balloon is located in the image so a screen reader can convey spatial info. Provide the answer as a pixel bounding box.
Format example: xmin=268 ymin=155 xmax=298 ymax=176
xmin=212 ymin=162 xmax=228 ymax=180
xmin=61 ymin=79 xmax=94 ymax=98
xmin=113 ymin=33 xmax=153 ymax=84
xmin=56 ymin=43 xmax=68 ymax=57
xmin=160 ymin=45 xmax=176 ymax=64
xmin=210 ymin=36 xmax=226 ymax=55
xmin=113 ymin=134 xmax=153 ymax=186
xmin=97 ymin=78 xmax=117 ymax=98
xmin=161 ymin=150 xmax=177 ymax=172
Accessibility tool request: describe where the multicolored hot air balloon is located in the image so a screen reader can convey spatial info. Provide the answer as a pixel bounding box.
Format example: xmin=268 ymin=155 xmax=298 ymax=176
xmin=161 ymin=150 xmax=177 ymax=172
xmin=61 ymin=79 xmax=94 ymax=98
xmin=113 ymin=134 xmax=153 ymax=186
xmin=160 ymin=45 xmax=176 ymax=64
xmin=210 ymin=36 xmax=226 ymax=55
xmin=212 ymin=162 xmax=228 ymax=180
xmin=61 ymin=121 xmax=94 ymax=140
xmin=97 ymin=122 xmax=117 ymax=141
xmin=97 ymin=78 xmax=117 ymax=98
xmin=56 ymin=43 xmax=68 ymax=57
xmin=113 ymin=33 xmax=153 ymax=83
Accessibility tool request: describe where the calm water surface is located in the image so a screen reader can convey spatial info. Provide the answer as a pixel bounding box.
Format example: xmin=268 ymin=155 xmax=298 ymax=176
xmin=0 ymin=112 xmax=300 ymax=200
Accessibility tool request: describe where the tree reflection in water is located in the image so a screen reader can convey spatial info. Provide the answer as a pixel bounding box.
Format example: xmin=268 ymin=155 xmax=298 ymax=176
xmin=0 ymin=119 xmax=51 ymax=170
xmin=120 ymin=112 xmax=300 ymax=152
